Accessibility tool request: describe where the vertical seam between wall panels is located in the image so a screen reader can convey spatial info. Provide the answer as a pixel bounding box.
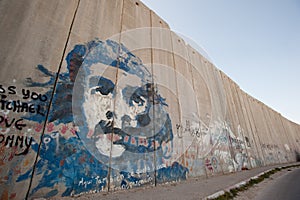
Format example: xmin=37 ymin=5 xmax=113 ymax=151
xmin=149 ymin=10 xmax=157 ymax=186
xmin=214 ymin=71 xmax=226 ymax=175
xmin=280 ymin=115 xmax=296 ymax=160
xmin=272 ymin=112 xmax=283 ymax=162
xmin=25 ymin=0 xmax=81 ymax=199
xmin=246 ymin=95 xmax=262 ymax=166
xmin=263 ymin=107 xmax=281 ymax=163
xmin=220 ymin=76 xmax=236 ymax=172
xmin=230 ymin=82 xmax=247 ymax=168
xmin=184 ymin=45 xmax=194 ymax=175
xmin=213 ymin=72 xmax=226 ymax=175
xmin=250 ymin=101 xmax=266 ymax=165
xmin=231 ymin=84 xmax=252 ymax=168
xmin=237 ymin=89 xmax=261 ymax=168
xmin=186 ymin=48 xmax=209 ymax=178
xmin=170 ymin=40 xmax=180 ymax=116
xmin=258 ymin=104 xmax=270 ymax=165
xmin=260 ymin=105 xmax=280 ymax=164
xmin=169 ymin=30 xmax=187 ymax=177
xmin=107 ymin=0 xmax=125 ymax=192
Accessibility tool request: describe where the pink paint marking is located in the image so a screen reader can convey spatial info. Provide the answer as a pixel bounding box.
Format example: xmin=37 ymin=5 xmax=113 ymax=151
xmin=61 ymin=125 xmax=68 ymax=134
xmin=124 ymin=135 xmax=129 ymax=143
xmin=47 ymin=123 xmax=54 ymax=132
xmin=70 ymin=128 xmax=77 ymax=135
xmin=139 ymin=138 xmax=147 ymax=146
xmin=87 ymin=129 xmax=94 ymax=138
xmin=131 ymin=137 xmax=136 ymax=145
xmin=34 ymin=123 xmax=43 ymax=132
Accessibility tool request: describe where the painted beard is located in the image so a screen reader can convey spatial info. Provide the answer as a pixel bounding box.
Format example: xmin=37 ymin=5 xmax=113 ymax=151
xmin=93 ymin=112 xmax=173 ymax=158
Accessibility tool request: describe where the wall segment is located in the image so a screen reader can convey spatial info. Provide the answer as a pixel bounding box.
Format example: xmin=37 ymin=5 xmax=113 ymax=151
xmin=0 ymin=0 xmax=299 ymax=199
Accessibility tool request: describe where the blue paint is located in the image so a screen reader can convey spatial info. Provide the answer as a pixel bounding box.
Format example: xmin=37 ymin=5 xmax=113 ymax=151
xmin=21 ymin=38 xmax=188 ymax=197
xmin=25 ymin=39 xmax=152 ymax=124
xmin=98 ymin=113 xmax=173 ymax=153
xmin=17 ymin=135 xmax=108 ymax=197
xmin=45 ymin=189 xmax=58 ymax=198
xmin=24 ymin=65 xmax=57 ymax=87
xmin=70 ymin=38 xmax=176 ymax=174
xmin=47 ymin=82 xmax=74 ymax=124
xmin=119 ymin=171 xmax=142 ymax=189
xmin=92 ymin=77 xmax=115 ymax=95
xmin=156 ymin=162 xmax=188 ymax=183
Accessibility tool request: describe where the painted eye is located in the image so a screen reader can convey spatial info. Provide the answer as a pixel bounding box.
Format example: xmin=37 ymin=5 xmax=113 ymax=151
xmin=97 ymin=77 xmax=115 ymax=95
xmin=43 ymin=137 xmax=51 ymax=144
xmin=91 ymin=85 xmax=112 ymax=96
xmin=89 ymin=76 xmax=115 ymax=95
xmin=131 ymin=93 xmax=144 ymax=105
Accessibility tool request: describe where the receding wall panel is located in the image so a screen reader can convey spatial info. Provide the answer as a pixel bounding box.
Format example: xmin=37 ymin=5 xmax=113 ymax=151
xmin=0 ymin=0 xmax=79 ymax=199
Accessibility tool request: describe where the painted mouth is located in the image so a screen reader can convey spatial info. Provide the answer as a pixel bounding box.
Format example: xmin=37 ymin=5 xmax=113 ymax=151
xmin=93 ymin=118 xmax=173 ymax=154
xmin=106 ymin=133 xmax=122 ymax=142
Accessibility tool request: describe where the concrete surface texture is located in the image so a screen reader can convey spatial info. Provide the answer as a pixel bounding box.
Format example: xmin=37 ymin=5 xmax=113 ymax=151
xmin=0 ymin=0 xmax=299 ymax=199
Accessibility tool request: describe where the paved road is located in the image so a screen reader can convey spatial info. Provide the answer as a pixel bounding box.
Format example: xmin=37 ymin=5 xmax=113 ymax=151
xmin=255 ymin=167 xmax=300 ymax=200
xmin=50 ymin=163 xmax=299 ymax=200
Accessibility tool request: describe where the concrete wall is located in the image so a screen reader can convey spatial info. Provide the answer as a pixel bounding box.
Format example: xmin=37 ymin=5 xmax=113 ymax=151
xmin=0 ymin=0 xmax=299 ymax=199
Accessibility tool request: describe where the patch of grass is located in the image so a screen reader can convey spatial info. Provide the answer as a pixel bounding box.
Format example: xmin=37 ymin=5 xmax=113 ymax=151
xmin=229 ymin=188 xmax=238 ymax=196
xmin=209 ymin=164 xmax=300 ymax=200
xmin=213 ymin=191 xmax=233 ymax=200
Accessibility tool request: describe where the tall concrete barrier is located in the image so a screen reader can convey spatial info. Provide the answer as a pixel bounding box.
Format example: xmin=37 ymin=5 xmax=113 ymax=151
xmin=0 ymin=0 xmax=299 ymax=199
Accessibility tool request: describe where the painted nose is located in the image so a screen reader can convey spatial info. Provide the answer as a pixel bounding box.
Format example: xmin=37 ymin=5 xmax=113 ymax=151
xmin=106 ymin=111 xmax=113 ymax=120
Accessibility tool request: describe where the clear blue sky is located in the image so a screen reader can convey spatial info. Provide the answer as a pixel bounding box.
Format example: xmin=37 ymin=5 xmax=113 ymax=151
xmin=141 ymin=0 xmax=300 ymax=124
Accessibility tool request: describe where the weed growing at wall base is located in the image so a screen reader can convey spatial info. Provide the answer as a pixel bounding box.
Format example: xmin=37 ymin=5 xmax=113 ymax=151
xmin=209 ymin=164 xmax=300 ymax=200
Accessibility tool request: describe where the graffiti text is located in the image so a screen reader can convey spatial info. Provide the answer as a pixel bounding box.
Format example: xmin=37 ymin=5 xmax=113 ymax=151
xmin=0 ymin=95 xmax=45 ymax=116
xmin=0 ymin=133 xmax=33 ymax=155
xmin=0 ymin=115 xmax=26 ymax=131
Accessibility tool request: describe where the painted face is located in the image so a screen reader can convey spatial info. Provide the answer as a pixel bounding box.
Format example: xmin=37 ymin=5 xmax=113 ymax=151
xmin=83 ymin=67 xmax=153 ymax=157
xmin=73 ymin=40 xmax=173 ymax=171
